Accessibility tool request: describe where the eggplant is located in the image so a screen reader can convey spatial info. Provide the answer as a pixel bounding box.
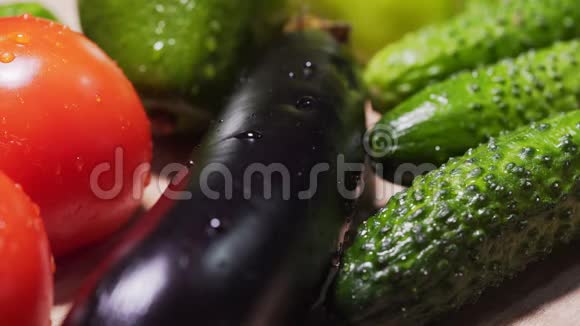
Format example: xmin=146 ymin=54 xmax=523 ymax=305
xmin=64 ymin=30 xmax=365 ymax=326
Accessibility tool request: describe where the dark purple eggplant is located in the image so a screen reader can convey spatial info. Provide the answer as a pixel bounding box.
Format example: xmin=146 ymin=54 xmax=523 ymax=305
xmin=64 ymin=30 xmax=364 ymax=326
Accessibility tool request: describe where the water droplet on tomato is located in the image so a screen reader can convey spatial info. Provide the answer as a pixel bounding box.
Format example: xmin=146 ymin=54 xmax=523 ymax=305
xmin=75 ymin=156 xmax=85 ymax=172
xmin=0 ymin=52 xmax=15 ymax=63
xmin=20 ymin=13 xmax=31 ymax=20
xmin=12 ymin=33 xmax=30 ymax=45
xmin=95 ymin=94 xmax=102 ymax=103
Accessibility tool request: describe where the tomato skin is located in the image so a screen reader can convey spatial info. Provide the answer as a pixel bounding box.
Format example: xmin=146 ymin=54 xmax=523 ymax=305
xmin=0 ymin=16 xmax=152 ymax=256
xmin=0 ymin=171 xmax=53 ymax=326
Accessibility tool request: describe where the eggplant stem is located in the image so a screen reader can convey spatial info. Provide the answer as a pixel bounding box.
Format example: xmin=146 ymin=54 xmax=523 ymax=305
xmin=284 ymin=14 xmax=351 ymax=44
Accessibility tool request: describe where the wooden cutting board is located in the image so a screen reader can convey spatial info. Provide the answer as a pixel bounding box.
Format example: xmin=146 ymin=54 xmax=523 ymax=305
xmin=1 ymin=0 xmax=578 ymax=324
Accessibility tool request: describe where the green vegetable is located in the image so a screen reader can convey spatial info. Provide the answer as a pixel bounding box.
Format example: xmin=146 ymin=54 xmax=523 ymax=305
xmin=370 ymin=40 xmax=580 ymax=170
xmin=0 ymin=2 xmax=57 ymax=20
xmin=334 ymin=111 xmax=580 ymax=325
xmin=79 ymin=0 xmax=287 ymax=133
xmin=364 ymin=0 xmax=580 ymax=111
xmin=289 ymin=0 xmax=462 ymax=62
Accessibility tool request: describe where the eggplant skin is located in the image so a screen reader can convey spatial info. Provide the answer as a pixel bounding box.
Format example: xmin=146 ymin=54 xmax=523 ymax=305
xmin=64 ymin=31 xmax=365 ymax=326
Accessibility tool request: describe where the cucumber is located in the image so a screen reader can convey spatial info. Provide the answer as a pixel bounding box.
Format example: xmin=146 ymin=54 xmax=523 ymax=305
xmin=64 ymin=31 xmax=365 ymax=326
xmin=334 ymin=111 xmax=580 ymax=325
xmin=364 ymin=0 xmax=580 ymax=111
xmin=370 ymin=40 xmax=580 ymax=171
xmin=0 ymin=2 xmax=57 ymax=20
xmin=79 ymin=0 xmax=288 ymax=133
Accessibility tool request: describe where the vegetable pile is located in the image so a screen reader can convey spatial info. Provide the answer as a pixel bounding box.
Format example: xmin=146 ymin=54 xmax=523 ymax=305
xmin=0 ymin=1 xmax=577 ymax=326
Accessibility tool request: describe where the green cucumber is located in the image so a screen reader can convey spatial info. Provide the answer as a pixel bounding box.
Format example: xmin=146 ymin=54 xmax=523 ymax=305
xmin=370 ymin=40 xmax=580 ymax=169
xmin=334 ymin=111 xmax=580 ymax=325
xmin=0 ymin=2 xmax=57 ymax=20
xmin=364 ymin=0 xmax=580 ymax=111
xmin=79 ymin=0 xmax=287 ymax=133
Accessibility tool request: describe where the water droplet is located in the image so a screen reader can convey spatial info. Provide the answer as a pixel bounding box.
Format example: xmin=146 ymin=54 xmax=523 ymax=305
xmin=209 ymin=218 xmax=221 ymax=229
xmin=153 ymin=41 xmax=165 ymax=51
xmin=75 ymin=156 xmax=85 ymax=172
xmin=167 ymin=38 xmax=176 ymax=46
xmin=397 ymin=83 xmax=412 ymax=94
xmin=12 ymin=33 xmax=30 ymax=45
xmin=413 ymin=190 xmax=424 ymax=201
xmin=468 ymin=167 xmax=483 ymax=178
xmin=155 ymin=4 xmax=165 ymax=13
xmin=236 ymin=131 xmax=263 ymax=140
xmin=20 ymin=13 xmax=31 ymax=20
xmin=435 ymin=146 xmax=441 ymax=151
xmin=288 ymin=72 xmax=295 ymax=79
xmin=468 ymin=84 xmax=480 ymax=93
xmin=0 ymin=52 xmax=15 ymax=63
xmin=296 ymin=96 xmax=316 ymax=110
xmin=303 ymin=61 xmax=315 ymax=78
xmin=95 ymin=94 xmax=102 ymax=103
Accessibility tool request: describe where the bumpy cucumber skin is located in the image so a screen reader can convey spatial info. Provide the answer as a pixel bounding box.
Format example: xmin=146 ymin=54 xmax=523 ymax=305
xmin=335 ymin=112 xmax=580 ymax=325
xmin=372 ymin=40 xmax=580 ymax=166
xmin=79 ymin=0 xmax=286 ymax=109
xmin=364 ymin=0 xmax=580 ymax=111
xmin=0 ymin=3 xmax=57 ymax=20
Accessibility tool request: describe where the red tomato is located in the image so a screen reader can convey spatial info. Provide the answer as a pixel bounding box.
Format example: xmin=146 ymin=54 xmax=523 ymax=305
xmin=0 ymin=16 xmax=152 ymax=256
xmin=0 ymin=171 xmax=53 ymax=326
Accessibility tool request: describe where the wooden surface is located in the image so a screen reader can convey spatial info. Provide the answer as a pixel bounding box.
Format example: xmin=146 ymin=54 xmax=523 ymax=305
xmin=1 ymin=1 xmax=578 ymax=325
